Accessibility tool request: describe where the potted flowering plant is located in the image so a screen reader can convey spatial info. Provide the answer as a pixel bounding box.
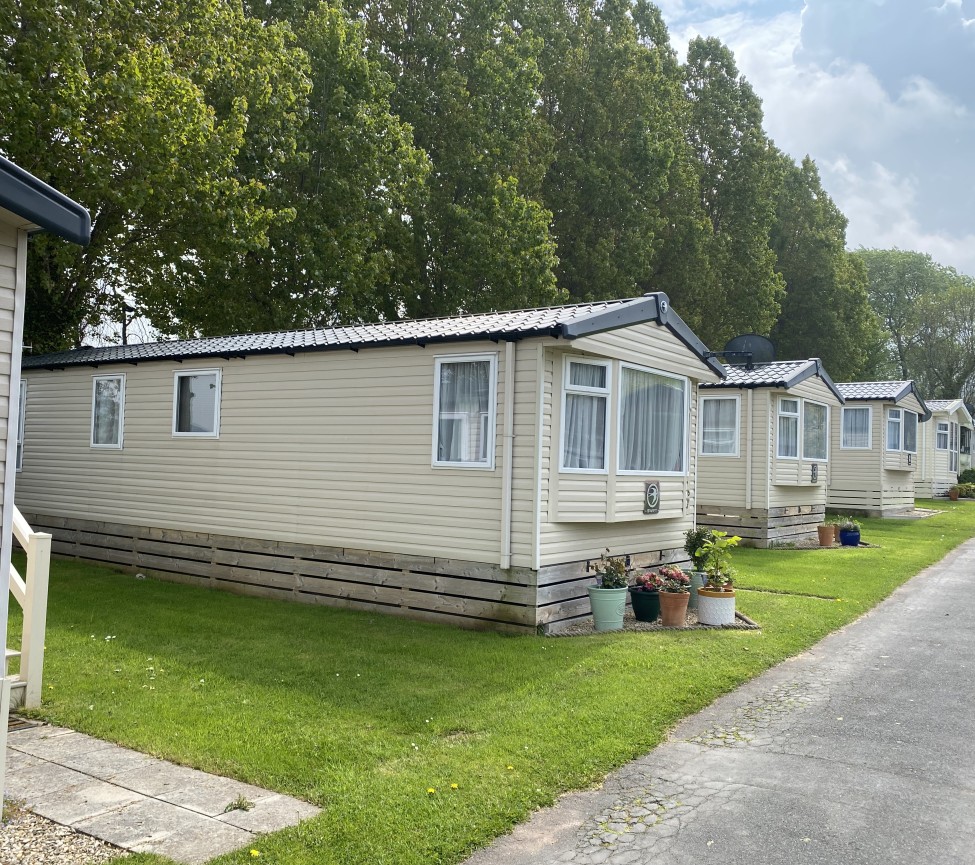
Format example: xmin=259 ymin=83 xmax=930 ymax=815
xmin=696 ymin=530 xmax=740 ymax=626
xmin=588 ymin=550 xmax=629 ymax=632
xmin=629 ymin=570 xmax=663 ymax=622
xmin=657 ymin=564 xmax=691 ymax=627
xmin=838 ymin=517 xmax=861 ymax=547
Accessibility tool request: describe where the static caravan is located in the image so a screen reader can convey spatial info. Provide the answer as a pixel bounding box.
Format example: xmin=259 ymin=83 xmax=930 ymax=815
xmin=17 ymin=293 xmax=724 ymax=633
xmin=915 ymin=399 xmax=973 ymax=497
xmin=829 ymin=381 xmax=931 ymax=516
xmin=696 ymin=359 xmax=843 ymax=547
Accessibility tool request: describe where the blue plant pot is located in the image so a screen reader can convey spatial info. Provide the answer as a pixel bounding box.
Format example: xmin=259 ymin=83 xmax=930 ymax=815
xmin=839 ymin=528 xmax=861 ymax=547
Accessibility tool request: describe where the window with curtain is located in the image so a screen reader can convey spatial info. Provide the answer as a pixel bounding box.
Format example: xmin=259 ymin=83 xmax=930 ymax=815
xmin=700 ymin=396 xmax=738 ymax=456
xmin=961 ymin=426 xmax=971 ymax=456
xmin=777 ymin=399 xmax=799 ymax=458
xmin=803 ymin=402 xmax=828 ymax=460
xmin=887 ymin=409 xmax=902 ymax=451
xmin=842 ymin=407 xmax=871 ymax=449
xmin=903 ymin=411 xmax=918 ymax=454
xmin=562 ymin=360 xmax=610 ymax=470
xmin=173 ymin=370 xmax=220 ymax=437
xmin=16 ymin=379 xmax=26 ymax=470
xmin=950 ymin=421 xmax=959 ymax=471
xmin=936 ymin=422 xmax=949 ymax=450
xmin=91 ymin=375 xmax=125 ymax=448
xmin=434 ymin=357 xmax=494 ymax=466
xmin=619 ymin=366 xmax=686 ymax=473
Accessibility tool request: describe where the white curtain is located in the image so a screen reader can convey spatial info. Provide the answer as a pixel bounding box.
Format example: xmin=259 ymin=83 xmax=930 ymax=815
xmin=778 ymin=399 xmax=799 ymax=457
xmin=803 ymin=403 xmax=828 ymax=460
xmin=842 ymin=408 xmax=870 ymax=448
xmin=619 ymin=368 xmax=685 ymax=472
xmin=887 ymin=411 xmax=901 ymax=450
xmin=93 ymin=378 xmax=122 ymax=445
xmin=438 ymin=361 xmax=490 ymax=462
xmin=563 ymin=393 xmax=607 ymax=469
xmin=701 ymin=398 xmax=737 ymax=455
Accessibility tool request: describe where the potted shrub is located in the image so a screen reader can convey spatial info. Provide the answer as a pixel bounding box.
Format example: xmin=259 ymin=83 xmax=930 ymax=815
xmin=657 ymin=565 xmax=691 ymax=627
xmin=838 ymin=517 xmax=861 ymax=547
xmin=949 ymin=485 xmax=960 ymax=501
xmin=629 ymin=571 xmax=663 ymax=622
xmin=587 ymin=550 xmax=629 ymax=632
xmin=696 ymin=530 xmax=740 ymax=626
xmin=683 ymin=527 xmax=715 ymax=611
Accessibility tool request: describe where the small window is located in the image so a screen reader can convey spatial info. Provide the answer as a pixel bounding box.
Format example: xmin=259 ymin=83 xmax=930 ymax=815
xmin=700 ymin=396 xmax=739 ymax=456
xmin=16 ymin=379 xmax=26 ymax=471
xmin=950 ymin=421 xmax=959 ymax=472
xmin=91 ymin=375 xmax=125 ymax=448
xmin=561 ymin=358 xmax=610 ymax=471
xmin=961 ymin=426 xmax=971 ymax=456
xmin=936 ymin=422 xmax=949 ymax=450
xmin=842 ymin=407 xmax=871 ymax=449
xmin=777 ymin=398 xmax=800 ymax=458
xmin=433 ymin=355 xmax=496 ymax=467
xmin=173 ymin=369 xmax=221 ymax=437
xmin=886 ymin=409 xmax=902 ymax=451
xmin=618 ymin=365 xmax=687 ymax=474
xmin=903 ymin=411 xmax=918 ymax=454
xmin=803 ymin=401 xmax=829 ymax=461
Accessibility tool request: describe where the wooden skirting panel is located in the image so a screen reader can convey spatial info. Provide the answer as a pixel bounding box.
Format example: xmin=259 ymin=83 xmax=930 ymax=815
xmin=696 ymin=504 xmax=825 ymax=549
xmin=21 ymin=513 xmax=540 ymax=634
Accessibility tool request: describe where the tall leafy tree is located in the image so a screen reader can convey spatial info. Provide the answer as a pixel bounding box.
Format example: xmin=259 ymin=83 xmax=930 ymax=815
xmin=769 ymin=154 xmax=881 ymax=379
xmin=683 ymin=36 xmax=784 ymax=347
xmin=0 ymin=0 xmax=311 ymax=349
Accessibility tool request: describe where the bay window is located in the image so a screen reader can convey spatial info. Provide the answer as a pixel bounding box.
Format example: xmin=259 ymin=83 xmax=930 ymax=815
xmin=618 ymin=366 xmax=686 ymax=474
xmin=561 ymin=359 xmax=610 ymax=471
xmin=936 ymin=422 xmax=949 ymax=450
xmin=777 ymin=399 xmax=800 ymax=458
xmin=886 ymin=408 xmax=918 ymax=453
xmin=803 ymin=402 xmax=829 ymax=461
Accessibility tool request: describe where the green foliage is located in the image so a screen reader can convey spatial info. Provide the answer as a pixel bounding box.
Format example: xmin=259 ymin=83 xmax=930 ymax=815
xmin=593 ymin=549 xmax=629 ymax=588
xmin=697 ymin=530 xmax=740 ymax=585
xmin=953 ymin=483 xmax=975 ymax=498
xmin=684 ymin=526 xmax=716 ymax=570
xmin=839 ymin=517 xmax=862 ymax=531
xmin=958 ymin=469 xmax=975 ymax=484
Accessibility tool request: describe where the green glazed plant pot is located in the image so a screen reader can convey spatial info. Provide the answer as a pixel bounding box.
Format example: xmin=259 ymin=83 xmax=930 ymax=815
xmin=687 ymin=571 xmax=708 ymax=611
xmin=587 ymin=586 xmax=628 ymax=632
xmin=628 ymin=588 xmax=660 ymax=623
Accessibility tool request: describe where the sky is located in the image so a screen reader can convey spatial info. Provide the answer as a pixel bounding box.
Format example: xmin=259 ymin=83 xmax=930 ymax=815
xmin=658 ymin=0 xmax=975 ymax=276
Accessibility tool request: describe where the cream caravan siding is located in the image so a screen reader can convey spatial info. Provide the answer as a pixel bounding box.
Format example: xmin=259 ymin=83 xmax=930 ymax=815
xmin=0 ymin=224 xmax=16 ymax=526
xmin=768 ymin=377 xmax=837 ymax=509
xmin=696 ymin=390 xmax=747 ymax=508
xmin=18 ymin=339 xmax=543 ymax=566
xmin=537 ymin=322 xmax=709 ymax=567
xmin=828 ymin=402 xmax=884 ymax=512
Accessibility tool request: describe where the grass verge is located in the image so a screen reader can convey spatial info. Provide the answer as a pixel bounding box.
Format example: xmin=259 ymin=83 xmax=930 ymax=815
xmin=7 ymin=500 xmax=974 ymax=865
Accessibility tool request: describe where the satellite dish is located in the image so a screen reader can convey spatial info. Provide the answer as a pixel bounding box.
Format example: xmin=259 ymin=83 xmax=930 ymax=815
xmin=722 ymin=334 xmax=776 ymax=366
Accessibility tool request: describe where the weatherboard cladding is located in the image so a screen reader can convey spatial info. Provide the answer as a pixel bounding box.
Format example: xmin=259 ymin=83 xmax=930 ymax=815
xmin=22 ymin=293 xmax=725 ymax=376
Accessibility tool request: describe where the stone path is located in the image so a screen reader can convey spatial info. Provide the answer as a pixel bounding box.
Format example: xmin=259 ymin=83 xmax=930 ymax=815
xmin=5 ymin=724 xmax=319 ymax=864
xmin=466 ymin=538 xmax=975 ymax=865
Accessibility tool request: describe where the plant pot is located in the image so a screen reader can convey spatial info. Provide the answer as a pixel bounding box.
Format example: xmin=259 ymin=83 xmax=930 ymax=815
xmin=817 ymin=525 xmax=833 ymax=547
xmin=949 ymin=489 xmax=960 ymax=501
xmin=831 ymin=524 xmax=839 ymax=543
xmin=587 ymin=586 xmax=628 ymax=632
xmin=658 ymin=591 xmax=689 ymax=627
xmin=687 ymin=570 xmax=708 ymax=611
xmin=629 ymin=588 xmax=660 ymax=623
xmin=838 ymin=528 xmax=861 ymax=547
xmin=697 ymin=588 xmax=737 ymax=626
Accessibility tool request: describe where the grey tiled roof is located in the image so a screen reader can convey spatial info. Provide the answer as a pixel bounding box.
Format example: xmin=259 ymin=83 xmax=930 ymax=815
xmin=23 ymin=294 xmax=726 ymax=376
xmin=701 ymin=358 xmax=843 ymax=402
xmin=924 ymin=399 xmax=958 ymax=412
xmin=837 ymin=380 xmax=931 ymax=420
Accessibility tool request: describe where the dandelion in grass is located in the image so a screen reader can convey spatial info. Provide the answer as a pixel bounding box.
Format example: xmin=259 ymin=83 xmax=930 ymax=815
xmin=506 ymin=765 xmax=514 ymax=771
xmin=450 ymin=783 xmax=459 ymax=790
xmin=250 ymin=850 xmax=260 ymax=858
xmin=427 ymin=788 xmax=436 ymax=795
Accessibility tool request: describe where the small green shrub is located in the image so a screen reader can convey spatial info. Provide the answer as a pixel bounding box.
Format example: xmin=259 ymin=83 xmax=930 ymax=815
xmin=957 ymin=468 xmax=975 ymax=484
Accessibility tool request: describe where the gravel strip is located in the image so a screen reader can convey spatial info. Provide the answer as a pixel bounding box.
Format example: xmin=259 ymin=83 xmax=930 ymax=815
xmin=551 ymin=607 xmax=759 ymax=637
xmin=0 ymin=803 xmax=126 ymax=865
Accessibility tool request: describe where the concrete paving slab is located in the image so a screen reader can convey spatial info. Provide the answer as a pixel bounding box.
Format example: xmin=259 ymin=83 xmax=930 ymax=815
xmin=465 ymin=537 xmax=975 ymax=865
xmin=5 ymin=722 xmax=321 ymax=863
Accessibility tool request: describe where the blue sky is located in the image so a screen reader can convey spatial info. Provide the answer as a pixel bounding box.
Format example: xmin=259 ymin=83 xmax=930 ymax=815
xmin=658 ymin=0 xmax=975 ymax=275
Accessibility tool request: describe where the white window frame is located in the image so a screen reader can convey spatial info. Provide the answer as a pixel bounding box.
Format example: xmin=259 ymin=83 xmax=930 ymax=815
xmin=936 ymin=421 xmax=949 ymax=450
xmin=950 ymin=421 xmax=959 ymax=472
xmin=698 ymin=394 xmax=740 ymax=458
xmin=432 ymin=353 xmax=497 ymax=469
xmin=16 ymin=379 xmax=26 ymax=471
xmin=559 ymin=356 xmax=612 ymax=474
xmin=802 ymin=399 xmax=830 ymax=461
xmin=886 ymin=408 xmax=917 ymax=454
xmin=90 ymin=374 xmax=126 ymax=449
xmin=172 ymin=368 xmax=222 ymax=439
xmin=776 ymin=398 xmax=801 ymax=460
xmin=841 ymin=406 xmax=872 ymax=450
xmin=903 ymin=410 xmax=919 ymax=455
xmin=617 ymin=362 xmax=689 ymax=477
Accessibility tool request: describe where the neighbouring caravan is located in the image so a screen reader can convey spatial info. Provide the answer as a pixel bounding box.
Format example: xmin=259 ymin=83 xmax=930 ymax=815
xmin=697 ymin=359 xmax=843 ymax=547
xmin=17 ymin=293 xmax=724 ymax=633
xmin=915 ymin=399 xmax=974 ymax=497
xmin=829 ymin=381 xmax=931 ymax=516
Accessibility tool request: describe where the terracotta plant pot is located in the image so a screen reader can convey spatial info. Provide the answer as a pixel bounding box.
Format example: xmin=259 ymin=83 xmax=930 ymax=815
xmin=831 ymin=524 xmax=839 ymax=543
xmin=697 ymin=588 xmax=737 ymax=626
xmin=949 ymin=489 xmax=960 ymax=501
xmin=658 ymin=591 xmax=689 ymax=627
xmin=817 ymin=525 xmax=834 ymax=547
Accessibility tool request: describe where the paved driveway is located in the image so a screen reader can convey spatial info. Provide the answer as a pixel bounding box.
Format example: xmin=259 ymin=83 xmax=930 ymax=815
xmin=467 ymin=539 xmax=975 ymax=865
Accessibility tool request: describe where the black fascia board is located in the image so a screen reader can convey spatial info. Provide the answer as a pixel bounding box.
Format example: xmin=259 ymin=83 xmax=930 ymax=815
xmin=558 ymin=293 xmax=726 ymax=378
xmin=0 ymin=155 xmax=91 ymax=246
xmin=785 ymin=359 xmax=845 ymax=404
xmin=899 ymin=381 xmax=931 ymax=421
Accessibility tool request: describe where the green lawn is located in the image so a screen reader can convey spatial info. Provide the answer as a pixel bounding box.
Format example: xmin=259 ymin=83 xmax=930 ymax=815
xmin=8 ymin=500 xmax=974 ymax=865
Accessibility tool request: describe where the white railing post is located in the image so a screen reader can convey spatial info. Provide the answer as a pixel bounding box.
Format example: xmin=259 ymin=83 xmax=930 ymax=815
xmin=21 ymin=530 xmax=51 ymax=708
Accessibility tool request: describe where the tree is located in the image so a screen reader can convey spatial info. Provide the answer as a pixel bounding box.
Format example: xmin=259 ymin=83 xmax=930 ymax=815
xmin=682 ymin=36 xmax=784 ymax=347
xmin=770 ymin=155 xmax=881 ymax=379
xmin=0 ymin=0 xmax=312 ymax=349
